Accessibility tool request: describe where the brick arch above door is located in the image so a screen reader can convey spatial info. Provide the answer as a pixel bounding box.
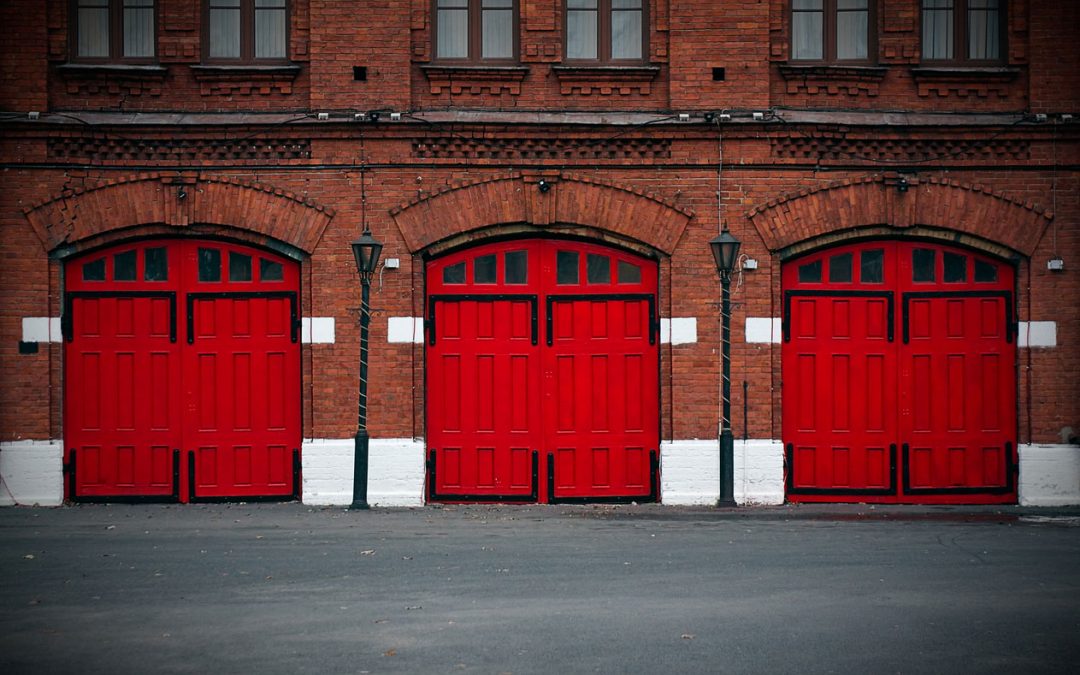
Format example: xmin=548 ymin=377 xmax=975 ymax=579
xmin=746 ymin=175 xmax=1053 ymax=259
xmin=23 ymin=174 xmax=335 ymax=255
xmin=389 ymin=172 xmax=694 ymax=256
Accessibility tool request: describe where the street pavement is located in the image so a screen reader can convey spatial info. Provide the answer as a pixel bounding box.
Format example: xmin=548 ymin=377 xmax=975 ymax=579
xmin=2 ymin=503 xmax=1079 ymax=674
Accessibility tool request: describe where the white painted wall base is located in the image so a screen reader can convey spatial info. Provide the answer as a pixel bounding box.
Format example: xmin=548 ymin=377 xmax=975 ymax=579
xmin=0 ymin=440 xmax=64 ymax=506
xmin=660 ymin=439 xmax=785 ymax=506
xmin=1019 ymin=444 xmax=1080 ymax=506
xmin=301 ymin=438 xmax=425 ymax=507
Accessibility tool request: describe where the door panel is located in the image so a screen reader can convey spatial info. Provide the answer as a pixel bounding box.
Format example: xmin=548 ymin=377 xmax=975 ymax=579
xmin=783 ymin=241 xmax=1016 ymax=504
xmin=64 ymin=240 xmax=300 ymax=503
xmin=425 ymin=239 xmax=659 ymax=503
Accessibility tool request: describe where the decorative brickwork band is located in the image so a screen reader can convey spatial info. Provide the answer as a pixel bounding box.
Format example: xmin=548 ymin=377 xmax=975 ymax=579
xmin=746 ymin=175 xmax=1053 ymax=258
xmin=389 ymin=172 xmax=693 ymax=255
xmin=23 ymin=174 xmax=334 ymax=254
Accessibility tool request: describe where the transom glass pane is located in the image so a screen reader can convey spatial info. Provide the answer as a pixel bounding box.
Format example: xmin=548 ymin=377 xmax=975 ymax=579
xmin=860 ymin=249 xmax=884 ymax=283
xmin=943 ymin=252 xmax=967 ymax=282
xmin=198 ymin=247 xmax=222 ymax=282
xmin=83 ymin=258 xmax=106 ymax=282
xmin=586 ymin=254 xmax=611 ymax=284
xmin=974 ymin=258 xmax=998 ymax=283
xmin=798 ymin=259 xmax=822 ymax=283
xmin=912 ymin=248 xmax=936 ymax=282
xmin=828 ymin=252 xmax=853 ymax=283
xmin=504 ymin=250 xmax=527 ymax=284
xmin=557 ymin=251 xmax=579 ymax=285
xmin=144 ymin=247 xmax=168 ymax=281
xmin=114 ymin=250 xmax=137 ymax=281
xmin=443 ymin=261 xmax=466 ymax=284
xmin=260 ymin=258 xmax=284 ymax=282
xmin=229 ymin=252 xmax=252 ymax=282
xmin=474 ymin=254 xmax=497 ymax=284
xmin=617 ymin=260 xmax=641 ymax=284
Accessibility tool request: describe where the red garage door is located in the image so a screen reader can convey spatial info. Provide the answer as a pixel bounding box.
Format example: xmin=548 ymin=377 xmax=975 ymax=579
xmin=782 ymin=241 xmax=1017 ymax=504
xmin=426 ymin=239 xmax=659 ymax=503
xmin=64 ymin=240 xmax=301 ymax=502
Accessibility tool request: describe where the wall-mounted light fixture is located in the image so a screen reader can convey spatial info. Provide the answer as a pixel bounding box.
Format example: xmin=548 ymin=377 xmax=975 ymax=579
xmin=538 ymin=179 xmax=551 ymax=193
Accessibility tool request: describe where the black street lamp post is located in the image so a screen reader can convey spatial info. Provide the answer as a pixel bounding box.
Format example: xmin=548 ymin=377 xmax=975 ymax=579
xmin=350 ymin=230 xmax=383 ymax=510
xmin=709 ymin=231 xmax=741 ymax=508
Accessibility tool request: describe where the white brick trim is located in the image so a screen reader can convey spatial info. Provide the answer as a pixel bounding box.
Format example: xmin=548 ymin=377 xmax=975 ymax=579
xmin=746 ymin=317 xmax=781 ymax=344
xmin=1019 ymin=444 xmax=1080 ymax=506
xmin=301 ymin=438 xmax=425 ymax=507
xmin=1018 ymin=321 xmax=1057 ymax=348
xmin=22 ymin=317 xmax=62 ymax=343
xmin=388 ymin=317 xmax=424 ymax=343
xmin=661 ymin=439 xmax=784 ymax=506
xmin=0 ymin=440 xmax=64 ymax=506
xmin=300 ymin=317 xmax=335 ymax=344
xmin=660 ymin=317 xmax=697 ymax=345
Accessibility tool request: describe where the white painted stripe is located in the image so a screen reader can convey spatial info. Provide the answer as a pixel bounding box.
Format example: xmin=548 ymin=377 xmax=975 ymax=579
xmin=746 ymin=317 xmax=781 ymax=344
xmin=21 ymin=317 xmax=62 ymax=343
xmin=301 ymin=317 xmax=335 ymax=344
xmin=660 ymin=317 xmax=697 ymax=345
xmin=388 ymin=316 xmax=424 ymax=343
xmin=1018 ymin=321 xmax=1056 ymax=348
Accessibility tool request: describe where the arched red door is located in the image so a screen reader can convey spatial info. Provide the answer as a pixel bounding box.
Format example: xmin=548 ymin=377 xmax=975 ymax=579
xmin=64 ymin=240 xmax=301 ymax=502
xmin=426 ymin=239 xmax=660 ymax=503
xmin=782 ymin=240 xmax=1017 ymax=504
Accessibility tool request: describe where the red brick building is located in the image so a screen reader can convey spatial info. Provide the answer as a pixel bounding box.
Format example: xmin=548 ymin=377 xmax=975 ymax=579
xmin=1 ymin=1 xmax=1077 ymax=506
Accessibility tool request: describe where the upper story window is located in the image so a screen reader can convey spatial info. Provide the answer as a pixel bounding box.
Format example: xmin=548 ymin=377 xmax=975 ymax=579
xmin=791 ymin=0 xmax=873 ymax=63
xmin=922 ymin=0 xmax=1004 ymax=63
xmin=205 ymin=0 xmax=288 ymax=63
xmin=434 ymin=0 xmax=517 ymax=63
xmin=73 ymin=0 xmax=156 ymax=62
xmin=565 ymin=0 xmax=646 ymax=63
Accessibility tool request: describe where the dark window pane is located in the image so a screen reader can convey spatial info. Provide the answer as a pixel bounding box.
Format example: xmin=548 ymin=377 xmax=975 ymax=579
xmin=974 ymin=258 xmax=998 ymax=283
xmin=229 ymin=252 xmax=252 ymax=282
xmin=586 ymin=254 xmax=611 ymax=284
xmin=443 ymin=261 xmax=466 ymax=284
xmin=943 ymin=252 xmax=967 ymax=283
xmin=260 ymin=258 xmax=283 ymax=282
xmin=860 ymin=248 xmax=884 ymax=283
xmin=913 ymin=248 xmax=936 ymax=282
xmin=828 ymin=253 xmax=853 ymax=282
xmin=557 ymin=251 xmax=579 ymax=285
xmin=144 ymin=247 xmax=168 ymax=281
xmin=474 ymin=254 xmax=497 ymax=284
xmin=798 ymin=260 xmax=822 ymax=283
xmin=82 ymin=258 xmax=106 ymax=281
xmin=504 ymin=250 xmax=527 ymax=284
xmin=113 ymin=250 xmax=137 ymax=281
xmin=198 ymin=247 xmax=221 ymax=282
xmin=617 ymin=260 xmax=641 ymax=284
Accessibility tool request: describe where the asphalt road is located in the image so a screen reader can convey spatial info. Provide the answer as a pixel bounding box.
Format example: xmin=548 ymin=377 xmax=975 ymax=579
xmin=1 ymin=503 xmax=1079 ymax=674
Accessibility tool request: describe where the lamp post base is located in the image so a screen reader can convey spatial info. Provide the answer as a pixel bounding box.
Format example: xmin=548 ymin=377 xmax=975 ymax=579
xmin=717 ymin=429 xmax=737 ymax=508
xmin=351 ymin=431 xmax=370 ymax=510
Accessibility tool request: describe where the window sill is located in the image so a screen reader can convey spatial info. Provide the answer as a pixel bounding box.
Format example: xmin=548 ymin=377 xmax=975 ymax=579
xmin=551 ymin=65 xmax=660 ymax=96
xmin=911 ymin=66 xmax=1021 ymax=99
xmin=421 ymin=65 xmax=530 ymax=96
xmin=56 ymin=63 xmax=167 ymax=97
xmin=189 ymin=64 xmax=301 ymax=96
xmin=778 ymin=64 xmax=887 ymax=97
